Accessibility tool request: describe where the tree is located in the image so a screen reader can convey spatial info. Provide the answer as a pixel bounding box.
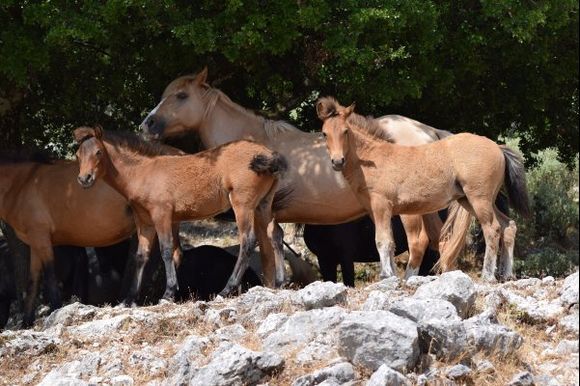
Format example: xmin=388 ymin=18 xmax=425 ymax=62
xmin=0 ymin=0 xmax=578 ymax=164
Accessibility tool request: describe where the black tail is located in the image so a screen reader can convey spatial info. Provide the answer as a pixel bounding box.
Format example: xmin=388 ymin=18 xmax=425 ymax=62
xmin=250 ymin=152 xmax=288 ymax=178
xmin=501 ymin=145 xmax=531 ymax=218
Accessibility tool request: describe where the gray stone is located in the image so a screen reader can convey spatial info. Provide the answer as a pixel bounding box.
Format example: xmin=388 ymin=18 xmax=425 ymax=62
xmin=214 ymin=324 xmax=247 ymax=342
xmin=0 ymin=329 xmax=61 ymax=356
xmin=37 ymin=370 xmax=88 ymax=386
xmin=509 ymin=278 xmax=542 ymax=289
xmin=366 ymin=364 xmax=410 ymax=386
xmin=111 ymin=375 xmax=134 ymax=386
xmin=256 ymin=313 xmax=289 ymax=338
xmin=508 ymin=371 xmax=534 ymax=386
xmin=445 ymin=364 xmax=472 ymax=380
xmin=68 ymin=314 xmax=131 ymax=339
xmin=366 ymin=277 xmax=401 ymax=292
xmin=418 ymin=318 xmax=470 ymax=361
xmin=362 ymin=291 xmax=392 ymax=311
xmin=561 ymin=272 xmax=579 ymax=307
xmin=464 ymin=313 xmax=523 ymax=356
xmin=534 ymin=374 xmax=561 ymax=386
xmin=389 ymin=298 xmax=460 ymax=324
xmin=504 ymin=291 xmax=565 ymax=323
xmin=542 ymin=276 xmax=556 ymax=286
xmin=43 ymin=302 xmax=98 ymax=329
xmin=558 ymin=311 xmax=579 ymax=334
xmin=291 ymin=362 xmax=355 ymax=386
xmin=296 ymin=281 xmax=347 ymax=310
xmin=337 ymin=310 xmax=420 ymax=372
xmin=404 ymin=276 xmax=437 ymax=289
xmin=555 ymin=339 xmax=579 ymax=354
xmin=413 ymin=271 xmax=476 ymax=318
xmin=475 ymin=360 xmax=495 ymax=374
xmin=236 ymin=287 xmax=294 ymax=322
xmin=295 ymin=336 xmax=339 ymax=364
xmin=262 ymin=307 xmax=346 ymax=354
xmin=168 ymin=334 xmax=210 ymax=384
xmin=189 ymin=342 xmax=284 ymax=386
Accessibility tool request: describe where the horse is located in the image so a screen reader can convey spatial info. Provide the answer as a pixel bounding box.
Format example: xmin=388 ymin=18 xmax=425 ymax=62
xmin=0 ymin=151 xmax=142 ymax=327
xmin=316 ymin=97 xmax=530 ymax=282
xmin=177 ymin=245 xmax=261 ymax=301
xmin=303 ymin=213 xmax=445 ymax=286
xmin=139 ymin=68 xmax=454 ymax=279
xmin=73 ymin=126 xmax=287 ymax=300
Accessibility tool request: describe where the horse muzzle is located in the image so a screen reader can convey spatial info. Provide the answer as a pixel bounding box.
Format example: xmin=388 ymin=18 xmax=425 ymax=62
xmin=77 ymin=174 xmax=96 ymax=189
xmin=331 ymin=158 xmax=345 ymax=171
xmin=140 ymin=115 xmax=166 ymax=139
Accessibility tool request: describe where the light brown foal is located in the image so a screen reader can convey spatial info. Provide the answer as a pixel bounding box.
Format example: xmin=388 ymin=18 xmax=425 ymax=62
xmin=317 ymin=97 xmax=530 ymax=282
xmin=74 ymin=127 xmax=287 ymax=302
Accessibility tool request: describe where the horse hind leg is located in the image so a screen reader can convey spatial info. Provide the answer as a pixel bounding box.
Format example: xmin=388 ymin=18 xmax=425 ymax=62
xmin=495 ymin=208 xmax=517 ymax=281
xmin=220 ymin=196 xmax=258 ymax=297
xmin=468 ymin=197 xmax=501 ymax=282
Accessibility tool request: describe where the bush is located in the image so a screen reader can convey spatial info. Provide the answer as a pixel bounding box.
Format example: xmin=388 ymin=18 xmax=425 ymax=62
xmin=513 ymin=145 xmax=579 ymax=277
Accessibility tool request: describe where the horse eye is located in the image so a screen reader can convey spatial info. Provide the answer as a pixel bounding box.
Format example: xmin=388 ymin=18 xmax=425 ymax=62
xmin=176 ymin=92 xmax=188 ymax=100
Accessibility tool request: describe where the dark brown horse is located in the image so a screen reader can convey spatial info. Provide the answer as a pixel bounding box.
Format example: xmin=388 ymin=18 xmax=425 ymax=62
xmin=74 ymin=127 xmax=287 ymax=300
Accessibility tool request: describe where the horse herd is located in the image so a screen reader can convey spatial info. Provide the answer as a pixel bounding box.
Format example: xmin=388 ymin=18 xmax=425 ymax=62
xmin=0 ymin=67 xmax=530 ymax=328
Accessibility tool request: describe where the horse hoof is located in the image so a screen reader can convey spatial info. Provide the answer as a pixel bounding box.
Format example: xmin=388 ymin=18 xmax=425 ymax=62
xmin=481 ymin=274 xmax=498 ymax=283
xmin=120 ymin=300 xmax=137 ymax=308
xmin=158 ymin=298 xmax=174 ymax=305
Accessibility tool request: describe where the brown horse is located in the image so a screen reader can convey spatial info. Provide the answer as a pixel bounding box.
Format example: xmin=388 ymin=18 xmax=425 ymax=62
xmin=0 ymin=154 xmax=135 ymax=326
xmin=139 ymin=68 xmax=455 ymax=279
xmin=74 ymin=127 xmax=287 ymax=300
xmin=316 ymin=97 xmax=530 ymax=282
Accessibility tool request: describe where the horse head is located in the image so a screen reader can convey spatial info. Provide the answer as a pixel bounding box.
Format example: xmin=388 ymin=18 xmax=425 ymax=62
xmin=316 ymin=97 xmax=355 ymax=171
xmin=140 ymin=67 xmax=210 ymax=140
xmin=73 ymin=126 xmax=106 ymax=188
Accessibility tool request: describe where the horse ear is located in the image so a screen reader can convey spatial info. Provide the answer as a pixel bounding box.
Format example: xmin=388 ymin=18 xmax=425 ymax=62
xmin=316 ymin=98 xmax=336 ymax=121
xmin=94 ymin=125 xmax=103 ymax=139
xmin=342 ymin=102 xmax=356 ymax=117
xmin=195 ymin=66 xmax=209 ymax=85
xmin=73 ymin=127 xmax=95 ymax=144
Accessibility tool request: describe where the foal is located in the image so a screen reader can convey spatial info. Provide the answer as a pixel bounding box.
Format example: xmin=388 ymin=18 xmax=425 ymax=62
xmin=74 ymin=127 xmax=287 ymax=302
xmin=317 ymin=98 xmax=530 ymax=282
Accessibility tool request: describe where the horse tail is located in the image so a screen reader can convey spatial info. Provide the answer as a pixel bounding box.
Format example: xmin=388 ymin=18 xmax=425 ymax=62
xmin=250 ymin=152 xmax=288 ymax=178
xmin=501 ymin=145 xmax=531 ymax=218
xmin=434 ymin=200 xmax=472 ymax=272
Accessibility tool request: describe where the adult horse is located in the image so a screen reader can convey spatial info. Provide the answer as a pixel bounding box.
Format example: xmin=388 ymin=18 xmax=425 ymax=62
xmin=0 ymin=146 xmax=181 ymax=327
xmin=140 ymin=68 xmax=453 ymax=279
xmin=316 ymin=97 xmax=530 ymax=282
xmin=74 ymin=127 xmax=286 ymax=299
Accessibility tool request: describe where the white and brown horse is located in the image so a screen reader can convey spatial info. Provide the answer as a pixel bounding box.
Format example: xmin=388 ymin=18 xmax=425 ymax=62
xmin=139 ymin=68 xmax=454 ymax=279
xmin=316 ymin=97 xmax=530 ymax=282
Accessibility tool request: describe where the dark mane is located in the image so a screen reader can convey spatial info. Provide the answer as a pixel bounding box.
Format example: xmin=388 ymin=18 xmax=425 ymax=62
xmin=0 ymin=149 xmax=54 ymax=165
xmin=103 ymin=131 xmax=184 ymax=157
xmin=347 ymin=113 xmax=394 ymax=143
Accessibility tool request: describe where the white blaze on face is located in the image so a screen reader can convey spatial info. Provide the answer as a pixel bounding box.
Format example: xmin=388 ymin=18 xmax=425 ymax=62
xmin=140 ymin=97 xmax=167 ymax=131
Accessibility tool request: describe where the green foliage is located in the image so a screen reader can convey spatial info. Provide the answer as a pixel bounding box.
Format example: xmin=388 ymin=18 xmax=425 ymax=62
xmin=514 ymin=146 xmax=579 ymax=277
xmin=0 ymin=0 xmax=578 ymax=164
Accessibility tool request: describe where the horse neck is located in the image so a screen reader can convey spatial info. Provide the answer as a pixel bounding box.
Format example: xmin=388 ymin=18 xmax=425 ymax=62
xmin=343 ymin=127 xmax=389 ymax=176
xmin=199 ymin=96 xmax=270 ymax=148
xmin=100 ymin=142 xmax=147 ymax=197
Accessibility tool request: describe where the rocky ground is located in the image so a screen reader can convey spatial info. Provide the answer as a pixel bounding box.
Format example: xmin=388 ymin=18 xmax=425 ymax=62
xmin=0 ymin=268 xmax=578 ymax=386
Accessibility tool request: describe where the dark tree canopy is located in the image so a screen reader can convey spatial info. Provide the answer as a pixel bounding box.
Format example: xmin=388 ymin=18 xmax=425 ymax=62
xmin=1 ymin=1 xmax=578 ymax=164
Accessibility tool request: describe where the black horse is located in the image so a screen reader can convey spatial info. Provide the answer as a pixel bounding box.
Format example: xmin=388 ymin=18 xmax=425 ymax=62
xmin=304 ymin=214 xmax=442 ymax=287
xmin=0 ymin=236 xmax=261 ymax=328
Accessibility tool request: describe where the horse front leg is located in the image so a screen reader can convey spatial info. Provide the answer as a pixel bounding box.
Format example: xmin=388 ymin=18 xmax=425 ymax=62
xmin=154 ymin=214 xmax=179 ymax=302
xmin=400 ymin=215 xmax=430 ymax=279
xmin=370 ymin=197 xmax=397 ymax=279
xmin=124 ymin=224 xmax=156 ymax=306
xmin=23 ymin=240 xmax=59 ymax=328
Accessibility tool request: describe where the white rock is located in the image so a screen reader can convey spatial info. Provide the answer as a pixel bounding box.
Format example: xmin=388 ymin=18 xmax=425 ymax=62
xmin=389 ymin=298 xmax=460 ymax=324
xmin=337 ymin=310 xmax=420 ymax=372
xmin=366 ymin=364 xmax=410 ymax=386
xmin=413 ymin=271 xmax=476 ymax=318
xmin=295 ymin=281 xmax=347 ymax=310
xmin=560 ymin=272 xmax=579 ymax=307
xmin=291 ymin=362 xmax=355 ymax=386
xmin=111 ymin=375 xmax=134 ymax=386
